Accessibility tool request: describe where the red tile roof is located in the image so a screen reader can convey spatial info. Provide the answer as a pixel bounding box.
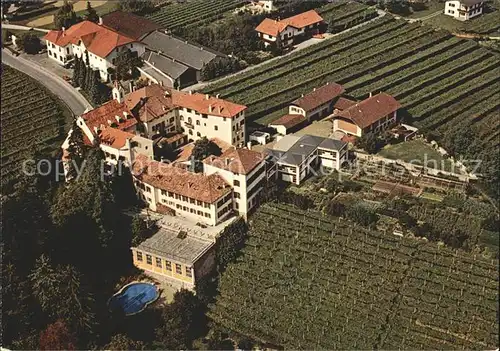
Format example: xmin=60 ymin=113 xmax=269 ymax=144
xmin=334 ymin=97 xmax=357 ymax=111
xmin=256 ymin=10 xmax=324 ymax=36
xmin=335 ymin=93 xmax=401 ymax=129
xmin=125 ymin=84 xmax=175 ymax=122
xmin=43 ymin=20 xmax=137 ymax=58
xmin=81 ymin=99 xmax=137 ymax=132
xmin=101 ymin=10 xmax=161 ymax=40
xmin=269 ymin=114 xmax=307 ymax=129
xmin=172 ymin=90 xmax=247 ymax=118
xmin=132 ymin=154 xmax=232 ymax=203
xmin=204 ymin=147 xmax=265 ymax=175
xmin=98 ymin=127 xmax=135 ymax=149
xmin=292 ymin=82 xmax=345 ymax=112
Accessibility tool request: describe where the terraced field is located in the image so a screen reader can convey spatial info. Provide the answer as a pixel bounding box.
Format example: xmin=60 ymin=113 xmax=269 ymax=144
xmin=146 ymin=0 xmax=241 ymax=30
xmin=209 ymin=203 xmax=499 ymax=349
xmin=202 ymin=17 xmax=499 ymax=151
xmin=1 ymin=64 xmax=70 ymax=190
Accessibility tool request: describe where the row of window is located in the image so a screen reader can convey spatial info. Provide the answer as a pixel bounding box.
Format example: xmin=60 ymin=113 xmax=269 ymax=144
xmin=136 ymin=252 xmax=192 ymax=277
xmin=160 ymin=189 xmax=211 ymax=208
xmin=174 ymin=203 xmax=212 ymax=218
xmin=216 ymin=193 xmax=233 ymax=208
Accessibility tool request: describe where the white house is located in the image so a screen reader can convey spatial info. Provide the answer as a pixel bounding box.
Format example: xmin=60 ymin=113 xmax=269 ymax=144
xmin=255 ymin=10 xmax=324 ymax=48
xmin=265 ymin=134 xmax=348 ymax=185
xmin=444 ymin=0 xmax=484 ymax=20
xmin=204 ymin=148 xmax=267 ymax=217
xmin=43 ymin=20 xmax=146 ymax=81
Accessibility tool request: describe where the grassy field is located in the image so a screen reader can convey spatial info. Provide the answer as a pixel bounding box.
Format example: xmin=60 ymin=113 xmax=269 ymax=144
xmin=209 ymin=202 xmax=499 ymax=349
xmin=1 ymin=64 xmax=72 ymax=191
xmin=378 ymin=140 xmax=458 ymax=173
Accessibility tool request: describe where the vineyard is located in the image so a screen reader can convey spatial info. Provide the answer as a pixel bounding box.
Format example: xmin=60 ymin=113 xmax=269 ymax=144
xmin=318 ymin=1 xmax=378 ymax=33
xmin=209 ymin=202 xmax=499 ymax=349
xmin=146 ymin=0 xmax=241 ymax=30
xmin=201 ymin=17 xmax=500 ymax=149
xmin=1 ymin=64 xmax=69 ymax=190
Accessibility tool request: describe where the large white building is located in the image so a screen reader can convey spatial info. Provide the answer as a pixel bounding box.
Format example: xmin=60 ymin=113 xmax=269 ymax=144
xmin=43 ymin=20 xmax=146 ymax=81
xmin=444 ymin=0 xmax=484 ymax=20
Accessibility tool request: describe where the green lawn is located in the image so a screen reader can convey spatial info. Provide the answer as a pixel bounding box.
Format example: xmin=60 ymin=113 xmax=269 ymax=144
xmin=378 ymin=139 xmax=459 ymax=173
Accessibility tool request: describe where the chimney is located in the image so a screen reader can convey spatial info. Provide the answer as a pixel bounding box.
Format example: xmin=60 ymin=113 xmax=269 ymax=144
xmin=129 ymin=80 xmax=134 ymax=93
xmin=216 ymin=94 xmax=220 ymax=98
xmin=93 ymin=126 xmax=99 ymax=134
xmin=107 ymin=119 xmax=113 ymax=126
xmin=123 ymin=111 xmax=128 ymax=118
xmin=189 ymin=90 xmax=193 ymax=95
xmin=313 ymin=87 xmax=316 ymax=92
xmin=98 ymin=16 xmax=103 ymax=25
xmin=326 ymin=82 xmax=329 ymax=85
xmin=225 ymin=158 xmax=231 ymax=166
xmin=115 ymin=115 xmax=121 ymax=123
xmin=301 ymin=94 xmax=304 ymax=97
xmin=208 ymin=104 xmax=213 ymax=113
xmin=217 ymin=106 xmax=221 ymax=114
xmin=205 ymin=94 xmax=209 ymax=100
xmin=369 ymin=92 xmax=372 ymax=98
xmin=162 ymin=105 xmax=167 ymax=111
xmin=247 ymin=141 xmax=252 ymax=150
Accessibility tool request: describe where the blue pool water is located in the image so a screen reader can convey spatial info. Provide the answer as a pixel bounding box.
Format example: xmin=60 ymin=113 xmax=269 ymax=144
xmin=108 ymin=283 xmax=159 ymax=315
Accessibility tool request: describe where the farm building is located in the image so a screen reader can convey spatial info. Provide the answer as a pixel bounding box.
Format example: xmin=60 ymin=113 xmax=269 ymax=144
xmin=255 ymin=10 xmax=325 ymax=48
xmin=140 ymin=31 xmax=227 ymax=88
xmin=269 ymin=114 xmax=307 ymax=135
xmin=331 ymin=92 xmax=401 ymax=138
xmin=444 ymin=0 xmax=484 ymax=20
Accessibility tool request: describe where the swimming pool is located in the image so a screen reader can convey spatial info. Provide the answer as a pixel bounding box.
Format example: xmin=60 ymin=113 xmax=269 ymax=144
xmin=108 ymin=282 xmax=159 ymax=316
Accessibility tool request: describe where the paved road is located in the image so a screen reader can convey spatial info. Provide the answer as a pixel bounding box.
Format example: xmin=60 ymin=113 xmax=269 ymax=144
xmin=1 ymin=23 xmax=50 ymax=32
xmin=2 ymin=49 xmax=92 ymax=116
xmin=183 ymin=9 xmax=386 ymax=92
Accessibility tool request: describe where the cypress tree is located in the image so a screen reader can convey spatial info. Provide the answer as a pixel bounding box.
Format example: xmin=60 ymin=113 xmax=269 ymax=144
xmin=78 ymin=58 xmax=86 ymax=89
xmin=84 ymin=67 xmax=93 ymax=92
xmin=84 ymin=1 xmax=99 ymax=23
xmin=66 ymin=118 xmax=85 ymax=181
xmin=89 ymin=70 xmax=101 ymax=105
xmin=73 ymin=57 xmax=81 ymax=87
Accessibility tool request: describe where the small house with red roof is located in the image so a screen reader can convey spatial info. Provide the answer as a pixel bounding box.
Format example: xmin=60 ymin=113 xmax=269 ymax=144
xmin=255 ymin=10 xmax=324 ymax=48
xmin=269 ymin=82 xmax=347 ymax=135
xmin=43 ymin=20 xmax=146 ymax=81
xmin=331 ymin=92 xmax=401 ymax=138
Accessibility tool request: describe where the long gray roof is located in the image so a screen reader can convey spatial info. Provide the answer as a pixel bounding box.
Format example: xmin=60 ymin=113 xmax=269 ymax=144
xmin=135 ymin=227 xmax=214 ymax=265
xmin=266 ymin=134 xmax=347 ymax=166
xmin=141 ymin=51 xmax=190 ymax=80
xmin=142 ymin=31 xmax=221 ymax=70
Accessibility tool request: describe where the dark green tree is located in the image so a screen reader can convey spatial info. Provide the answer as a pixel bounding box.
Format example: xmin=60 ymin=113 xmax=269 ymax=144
xmin=17 ymin=31 xmax=42 ymax=54
xmin=131 ymin=215 xmax=149 ymax=246
xmin=216 ymin=218 xmax=248 ymax=272
xmin=77 ymin=57 xmax=87 ymax=88
xmin=355 ymin=133 xmax=380 ymax=154
xmin=324 ymin=200 xmax=346 ymax=217
xmin=84 ymin=1 xmax=99 ymax=23
xmin=65 ymin=118 xmax=85 ymax=181
xmin=155 ymin=289 xmax=205 ymax=350
xmin=190 ymin=137 xmax=222 ymax=172
xmin=346 ymin=204 xmax=379 ymax=226
xmin=105 ymin=334 xmax=146 ymax=350
xmin=73 ymin=57 xmax=82 ymax=87
xmin=54 ymin=0 xmax=79 ymax=29
xmin=118 ymin=0 xmax=153 ymax=14
xmin=39 ymin=320 xmax=77 ymax=351
xmin=89 ymin=69 xmax=101 ymax=105
xmin=84 ymin=67 xmax=93 ymax=92
xmin=114 ymin=49 xmax=142 ymax=80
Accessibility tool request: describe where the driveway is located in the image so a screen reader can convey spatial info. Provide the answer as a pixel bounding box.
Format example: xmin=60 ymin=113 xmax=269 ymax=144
xmin=2 ymin=49 xmax=92 ymax=116
xmin=183 ymin=10 xmax=386 ymax=92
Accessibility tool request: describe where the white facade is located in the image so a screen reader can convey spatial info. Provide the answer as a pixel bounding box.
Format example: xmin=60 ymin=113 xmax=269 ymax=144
xmin=134 ymin=180 xmax=234 ymax=226
xmin=204 ymin=160 xmax=266 ymax=217
xmin=444 ymin=0 xmax=483 ymax=20
xmin=46 ymin=39 xmax=146 ymax=81
xmin=178 ymin=104 xmax=246 ymax=146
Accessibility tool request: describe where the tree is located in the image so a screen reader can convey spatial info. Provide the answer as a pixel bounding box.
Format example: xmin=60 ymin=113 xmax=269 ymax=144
xmin=84 ymin=66 xmax=93 ymax=92
xmin=346 ymin=204 xmax=379 ymax=226
xmin=72 ymin=57 xmax=82 ymax=87
xmin=17 ymin=31 xmax=41 ymax=54
xmin=84 ymin=1 xmax=99 ymax=23
xmin=65 ymin=119 xmax=85 ymax=181
xmin=216 ymin=218 xmax=248 ymax=272
xmin=155 ymin=289 xmax=206 ymax=350
xmin=118 ymin=0 xmax=153 ymax=14
xmin=190 ymin=137 xmax=222 ymax=172
xmin=105 ymin=334 xmax=146 ymax=350
xmin=131 ymin=215 xmax=149 ymax=246
xmin=238 ymin=337 xmax=255 ymax=351
xmin=39 ymin=320 xmax=76 ymax=350
xmin=114 ymin=49 xmax=142 ymax=81
xmin=77 ymin=57 xmax=87 ymax=88
xmin=324 ymin=200 xmax=346 ymax=217
xmin=89 ymin=69 xmax=101 ymax=105
xmin=54 ymin=0 xmax=78 ymax=30
xmin=355 ymin=133 xmax=380 ymax=154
